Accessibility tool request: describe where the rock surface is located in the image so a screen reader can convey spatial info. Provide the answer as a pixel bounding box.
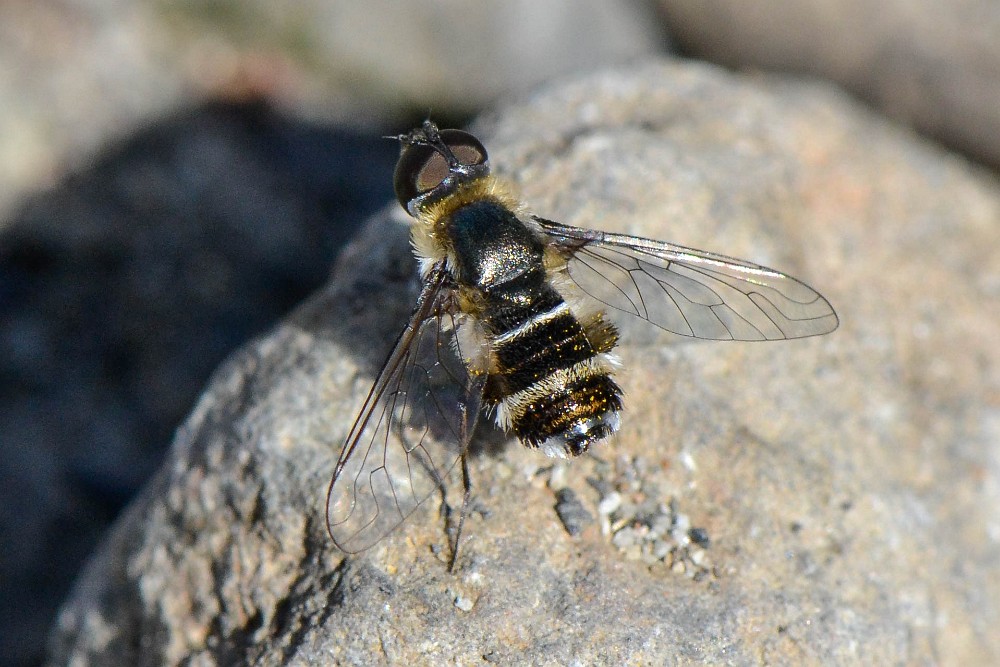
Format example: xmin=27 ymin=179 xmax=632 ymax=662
xmin=0 ymin=102 xmax=398 ymax=667
xmin=49 ymin=60 xmax=1000 ymax=665
xmin=0 ymin=0 xmax=663 ymax=225
xmin=2 ymin=3 xmax=662 ymax=662
xmin=659 ymin=0 xmax=1000 ymax=167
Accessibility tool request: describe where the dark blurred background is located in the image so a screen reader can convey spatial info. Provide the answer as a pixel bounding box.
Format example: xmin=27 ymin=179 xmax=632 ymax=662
xmin=1 ymin=2 xmax=997 ymax=666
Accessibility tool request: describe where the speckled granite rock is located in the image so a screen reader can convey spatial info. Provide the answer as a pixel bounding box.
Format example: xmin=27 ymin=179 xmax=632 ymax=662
xmin=49 ymin=59 xmax=1000 ymax=665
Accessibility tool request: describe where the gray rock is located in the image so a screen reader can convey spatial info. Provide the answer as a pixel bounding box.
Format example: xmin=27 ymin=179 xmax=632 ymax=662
xmin=0 ymin=104 xmax=398 ymax=667
xmin=0 ymin=0 xmax=664 ymax=225
xmin=49 ymin=59 xmax=1000 ymax=665
xmin=658 ymin=0 xmax=1000 ymax=167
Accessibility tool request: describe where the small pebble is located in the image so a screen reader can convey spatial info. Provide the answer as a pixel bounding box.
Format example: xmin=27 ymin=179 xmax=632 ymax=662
xmin=612 ymin=526 xmax=639 ymax=548
xmin=548 ymin=462 xmax=568 ymax=490
xmin=648 ymin=514 xmax=671 ymax=537
xmin=597 ymin=492 xmax=621 ymax=516
xmin=554 ymin=488 xmax=593 ymax=536
xmin=586 ymin=476 xmax=612 ymax=497
xmin=688 ymin=527 xmax=711 ymax=548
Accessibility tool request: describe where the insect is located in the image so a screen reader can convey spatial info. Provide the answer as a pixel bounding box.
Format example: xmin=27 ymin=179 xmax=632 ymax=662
xmin=326 ymin=121 xmax=838 ymax=568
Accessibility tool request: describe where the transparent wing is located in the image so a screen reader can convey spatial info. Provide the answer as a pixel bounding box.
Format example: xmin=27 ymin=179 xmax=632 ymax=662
xmin=533 ymin=216 xmax=839 ymax=341
xmin=326 ymin=264 xmax=486 ymax=554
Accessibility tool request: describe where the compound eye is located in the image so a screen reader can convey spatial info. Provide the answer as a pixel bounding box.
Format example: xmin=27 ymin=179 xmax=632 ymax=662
xmin=393 ymin=129 xmax=488 ymax=209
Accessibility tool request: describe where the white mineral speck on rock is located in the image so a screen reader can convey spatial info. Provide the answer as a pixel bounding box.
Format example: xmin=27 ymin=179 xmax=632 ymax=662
xmin=598 ymin=492 xmax=621 ymax=516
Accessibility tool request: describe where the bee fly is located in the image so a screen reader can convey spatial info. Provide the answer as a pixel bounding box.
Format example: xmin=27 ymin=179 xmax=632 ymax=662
xmin=326 ymin=121 xmax=838 ymax=568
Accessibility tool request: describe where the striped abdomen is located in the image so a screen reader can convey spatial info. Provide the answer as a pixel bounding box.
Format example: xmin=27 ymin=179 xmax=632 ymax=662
xmin=443 ymin=197 xmax=622 ymax=457
xmin=484 ymin=276 xmax=623 ymax=458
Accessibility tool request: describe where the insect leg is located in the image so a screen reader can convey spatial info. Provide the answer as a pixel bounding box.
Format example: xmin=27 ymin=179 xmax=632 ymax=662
xmin=448 ymin=450 xmax=472 ymax=573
